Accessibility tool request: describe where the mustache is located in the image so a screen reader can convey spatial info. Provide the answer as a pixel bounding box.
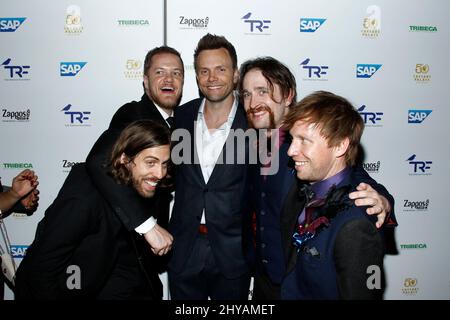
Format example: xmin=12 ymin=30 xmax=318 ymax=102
xmin=246 ymin=104 xmax=272 ymax=115
xmin=246 ymin=104 xmax=276 ymax=129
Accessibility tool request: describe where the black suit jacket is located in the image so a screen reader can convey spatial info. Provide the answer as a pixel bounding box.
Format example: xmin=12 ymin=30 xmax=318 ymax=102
xmin=86 ymin=94 xmax=172 ymax=230
xmin=168 ymin=98 xmax=251 ymax=278
xmin=15 ymin=164 xmax=161 ymax=300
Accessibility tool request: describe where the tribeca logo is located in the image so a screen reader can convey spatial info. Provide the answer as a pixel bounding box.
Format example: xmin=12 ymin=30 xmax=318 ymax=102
xmin=124 ymin=59 xmax=143 ymax=80
xmin=118 ymin=19 xmax=149 ymax=27
xmin=10 ymin=245 xmax=29 ymax=258
xmin=413 ymin=63 xmax=431 ymax=83
xmin=300 ymin=58 xmax=328 ymax=80
xmin=3 ymin=163 xmax=33 ymax=169
xmin=64 ymin=5 xmax=83 ymax=34
xmin=402 ymin=278 xmax=419 ymax=295
xmin=0 ymin=17 xmax=26 ymax=32
xmin=2 ymin=108 xmax=31 ymax=122
xmin=400 ymin=243 xmax=427 ymax=250
xmin=60 ymin=62 xmax=87 ymax=77
xmin=1 ymin=58 xmax=30 ymax=80
xmin=358 ymin=105 xmax=383 ymax=126
xmin=408 ymin=110 xmax=432 ymax=124
xmin=179 ymin=16 xmax=209 ymax=29
xmin=361 ymin=5 xmax=381 ymax=38
xmin=403 ymin=199 xmax=430 ymax=212
xmin=356 ymin=64 xmax=382 ymax=78
xmin=409 ymin=25 xmax=437 ymax=32
xmin=300 ymin=18 xmax=326 ymax=32
xmin=406 ymin=154 xmax=432 ymax=175
xmin=61 ymin=104 xmax=91 ymax=125
xmin=241 ymin=12 xmax=271 ymax=34
xmin=363 ymin=161 xmax=381 ymax=173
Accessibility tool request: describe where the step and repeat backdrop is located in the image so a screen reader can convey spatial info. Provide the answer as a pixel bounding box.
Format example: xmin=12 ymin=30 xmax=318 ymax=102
xmin=1 ymin=0 xmax=449 ymax=299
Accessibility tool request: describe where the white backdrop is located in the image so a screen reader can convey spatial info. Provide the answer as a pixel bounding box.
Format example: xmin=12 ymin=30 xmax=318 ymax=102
xmin=1 ymin=0 xmax=449 ymax=300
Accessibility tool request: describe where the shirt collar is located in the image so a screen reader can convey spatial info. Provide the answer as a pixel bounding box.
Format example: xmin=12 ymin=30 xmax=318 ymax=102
xmin=311 ymin=166 xmax=350 ymax=199
xmin=197 ymin=91 xmax=238 ymax=126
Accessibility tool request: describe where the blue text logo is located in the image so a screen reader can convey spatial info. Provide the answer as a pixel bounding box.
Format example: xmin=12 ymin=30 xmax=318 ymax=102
xmin=408 ymin=110 xmax=432 ymax=124
xmin=2 ymin=58 xmax=30 ymax=79
xmin=300 ymin=58 xmax=328 ymax=80
xmin=60 ymin=62 xmax=87 ymax=77
xmin=407 ymin=154 xmax=432 ymax=174
xmin=0 ymin=17 xmax=26 ymax=32
xmin=356 ymin=64 xmax=382 ymax=78
xmin=300 ymin=18 xmax=326 ymax=32
xmin=358 ymin=105 xmax=383 ymax=125
xmin=61 ymin=104 xmax=91 ymax=124
xmin=10 ymin=245 xmax=29 ymax=258
xmin=241 ymin=12 xmax=271 ymax=33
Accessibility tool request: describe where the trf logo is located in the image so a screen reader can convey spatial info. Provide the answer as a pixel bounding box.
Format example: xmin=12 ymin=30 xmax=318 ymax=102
xmin=408 ymin=110 xmax=432 ymax=124
xmin=300 ymin=58 xmax=328 ymax=79
xmin=241 ymin=12 xmax=271 ymax=33
xmin=61 ymin=104 xmax=91 ymax=124
xmin=356 ymin=64 xmax=382 ymax=78
xmin=358 ymin=105 xmax=383 ymax=124
xmin=300 ymin=18 xmax=326 ymax=32
xmin=0 ymin=17 xmax=26 ymax=32
xmin=407 ymin=154 xmax=432 ymax=174
xmin=60 ymin=62 xmax=87 ymax=76
xmin=2 ymin=58 xmax=30 ymax=79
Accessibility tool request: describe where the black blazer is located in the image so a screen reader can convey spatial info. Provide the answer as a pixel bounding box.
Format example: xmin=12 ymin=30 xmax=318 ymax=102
xmin=86 ymin=94 xmax=171 ymax=230
xmin=15 ymin=163 xmax=161 ymax=300
xmin=168 ymin=98 xmax=251 ymax=278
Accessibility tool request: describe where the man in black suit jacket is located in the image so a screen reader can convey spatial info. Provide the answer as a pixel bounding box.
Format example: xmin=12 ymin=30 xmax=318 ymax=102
xmin=86 ymin=46 xmax=184 ymax=254
xmin=168 ymin=34 xmax=251 ymax=300
xmin=15 ymin=120 xmax=171 ymax=299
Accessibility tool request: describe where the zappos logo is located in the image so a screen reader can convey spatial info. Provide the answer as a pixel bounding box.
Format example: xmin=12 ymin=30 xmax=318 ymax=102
xmin=61 ymin=104 xmax=91 ymax=126
xmin=2 ymin=108 xmax=31 ymax=122
xmin=363 ymin=161 xmax=381 ymax=173
xmin=356 ymin=64 xmax=382 ymax=78
xmin=300 ymin=18 xmax=326 ymax=32
xmin=403 ymin=199 xmax=430 ymax=212
xmin=241 ymin=12 xmax=271 ymax=34
xmin=300 ymin=58 xmax=328 ymax=80
xmin=358 ymin=105 xmax=383 ymax=126
xmin=0 ymin=17 xmax=26 ymax=32
xmin=60 ymin=62 xmax=87 ymax=76
xmin=406 ymin=154 xmax=432 ymax=175
xmin=62 ymin=159 xmax=81 ymax=172
xmin=10 ymin=245 xmax=29 ymax=258
xmin=408 ymin=110 xmax=432 ymax=124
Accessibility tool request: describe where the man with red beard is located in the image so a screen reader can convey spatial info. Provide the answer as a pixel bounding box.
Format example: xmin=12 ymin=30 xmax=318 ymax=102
xmin=15 ymin=120 xmax=172 ymax=300
xmin=86 ymin=46 xmax=183 ymax=254
xmin=238 ymin=57 xmax=396 ymax=300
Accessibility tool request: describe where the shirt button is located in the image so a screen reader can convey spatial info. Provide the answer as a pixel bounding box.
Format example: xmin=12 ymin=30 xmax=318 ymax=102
xmin=261 ymin=243 xmax=266 ymax=248
xmin=260 ymin=226 xmax=264 ymax=231
xmin=261 ymin=192 xmax=266 ymax=198
xmin=261 ymin=210 xmax=265 ymax=216
xmin=262 ymin=259 xmax=268 ymax=264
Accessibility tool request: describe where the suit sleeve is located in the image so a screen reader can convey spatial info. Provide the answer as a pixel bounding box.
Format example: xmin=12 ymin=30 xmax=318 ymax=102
xmin=334 ymin=218 xmax=384 ymax=300
xmin=85 ymin=126 xmax=152 ymax=231
xmin=353 ymin=165 xmax=397 ymax=227
xmin=15 ymin=197 xmax=97 ymax=300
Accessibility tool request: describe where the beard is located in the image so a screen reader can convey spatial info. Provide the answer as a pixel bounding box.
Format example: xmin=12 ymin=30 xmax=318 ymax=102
xmin=246 ymin=104 xmax=276 ymax=129
xmin=131 ymin=176 xmax=157 ymax=199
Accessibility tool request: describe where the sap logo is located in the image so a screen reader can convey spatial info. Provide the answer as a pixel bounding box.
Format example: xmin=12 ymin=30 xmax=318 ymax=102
xmin=1 ymin=58 xmax=30 ymax=79
xmin=10 ymin=245 xmax=29 ymax=258
xmin=358 ymin=105 xmax=383 ymax=124
xmin=241 ymin=12 xmax=271 ymax=33
xmin=407 ymin=154 xmax=432 ymax=173
xmin=61 ymin=104 xmax=91 ymax=124
xmin=60 ymin=62 xmax=87 ymax=76
xmin=408 ymin=110 xmax=432 ymax=124
xmin=300 ymin=18 xmax=326 ymax=32
xmin=356 ymin=64 xmax=382 ymax=78
xmin=0 ymin=17 xmax=26 ymax=32
xmin=300 ymin=58 xmax=328 ymax=79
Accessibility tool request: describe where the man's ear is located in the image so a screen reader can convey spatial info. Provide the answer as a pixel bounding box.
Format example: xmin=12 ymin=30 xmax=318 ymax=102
xmin=335 ymin=137 xmax=350 ymax=159
xmin=119 ymin=153 xmax=129 ymax=165
xmin=284 ymin=88 xmax=295 ymax=107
